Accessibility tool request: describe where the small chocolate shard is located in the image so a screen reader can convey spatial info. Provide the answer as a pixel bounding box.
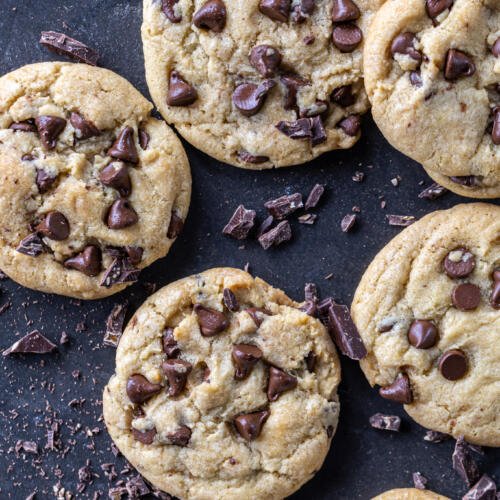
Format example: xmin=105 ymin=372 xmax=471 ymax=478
xmin=298 ymin=213 xmax=317 ymax=225
xmin=3 ymin=330 xmax=57 ymax=356
xmin=103 ymin=303 xmax=128 ymax=348
xmin=194 ymin=304 xmax=229 ymax=336
xmin=223 ymin=288 xmax=239 ymax=312
xmin=35 ymin=115 xmax=67 ymax=150
xmin=341 ymin=213 xmax=357 ymax=232
xmin=331 ymin=85 xmax=355 ymax=107
xmin=164 ymin=425 xmax=192 ymax=446
xmin=257 ymin=215 xmax=274 ymax=237
xmin=167 ymin=71 xmax=198 ymax=106
xmin=232 ymin=344 xmax=263 ymax=380
xmin=453 ymin=436 xmax=480 ymax=486
xmin=424 ymin=430 xmax=450 ymax=443
xmin=108 ymin=127 xmax=139 ymax=164
xmin=276 ymin=117 xmax=313 ymax=139
xmin=15 ymin=440 xmax=38 ymax=455
xmin=193 ymin=0 xmax=227 ymax=33
xmin=40 ymin=31 xmax=99 ymax=65
xmin=418 ymin=182 xmax=448 ymax=200
xmin=258 ymin=220 xmax=292 ymax=250
xmin=162 ymin=359 xmax=193 ymax=397
xmin=304 ymin=184 xmax=325 ymax=210
xmin=245 ymin=307 xmax=270 ymax=327
xmin=305 ymin=351 xmax=317 ymax=371
xmin=161 ymin=0 xmax=181 ymax=22
xmin=16 ymin=233 xmax=45 ymax=257
xmin=70 ymin=112 xmax=100 ymax=140
xmin=267 ymin=366 xmax=297 ymax=401
xmin=379 ymin=374 xmax=413 ymax=404
xmin=327 ymin=304 xmax=367 ymax=360
xmin=413 ymin=472 xmax=428 ymax=490
xmin=386 ymin=214 xmax=416 ymax=227
xmin=264 ymin=193 xmax=303 ymax=220
xmin=234 ymin=410 xmax=270 ymax=441
xmin=463 ymin=475 xmax=497 ymax=500
xmin=250 ymin=44 xmax=282 ymax=77
xmin=369 ymin=413 xmax=401 ymax=432
xmin=237 ymin=151 xmax=270 ymax=164
xmin=311 ymin=115 xmax=327 ymax=146
xmin=167 ymin=211 xmax=184 ymax=239
xmin=223 ymin=205 xmax=256 ymax=240
xmin=100 ymin=257 xmax=140 ymax=288
xmin=163 ymin=328 xmax=180 ymax=358
xmin=126 ymin=374 xmax=162 ymax=404
xmin=139 ymin=127 xmax=150 ymax=150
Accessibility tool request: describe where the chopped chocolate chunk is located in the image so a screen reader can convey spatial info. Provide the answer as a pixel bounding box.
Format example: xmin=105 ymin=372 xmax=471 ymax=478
xmin=108 ymin=126 xmax=139 ymax=164
xmin=3 ymin=330 xmax=55 ymax=358
xmin=167 ymin=210 xmax=184 ymax=239
xmin=408 ymin=320 xmax=438 ymax=349
xmin=167 ymin=71 xmax=198 ymax=106
xmin=444 ymin=248 xmax=475 ymax=279
xmin=36 ymin=211 xmax=70 ymax=240
xmin=234 ymin=410 xmax=270 ymax=441
xmin=264 ymin=193 xmax=303 ymax=220
xmin=369 ymin=413 xmax=401 ymax=432
xmin=125 ymin=246 xmax=143 ymax=265
xmin=280 ymin=74 xmax=309 ymax=110
xmin=259 ymin=0 xmax=290 ymax=22
xmin=132 ymin=427 xmax=157 ymax=445
xmin=332 ymin=0 xmax=360 ymax=22
xmin=193 ymin=0 xmax=227 ymax=32
xmin=311 ymin=115 xmax=327 ymax=145
xmin=424 ymin=430 xmax=450 ymax=442
xmin=444 ymin=49 xmax=476 ymax=80
xmin=245 ymin=307 xmax=270 ymax=327
xmin=36 ymin=168 xmax=57 ymax=193
xmin=162 ymin=359 xmax=193 ymax=397
xmin=267 ymin=366 xmax=297 ymax=401
xmin=426 ymin=0 xmax=453 ymax=20
xmin=379 ymin=374 xmax=413 ymax=404
xmin=341 ymin=213 xmax=357 ymax=232
xmin=390 ymin=32 xmax=422 ymax=62
xmin=162 ymin=0 xmax=181 ymax=22
xmin=164 ymin=425 xmax=192 ymax=446
xmin=413 ymin=472 xmax=428 ymax=490
xmin=163 ymin=328 xmax=180 ymax=358
xmin=9 ymin=120 xmax=37 ymax=133
xmin=449 ymin=175 xmax=479 ymax=187
xmin=304 ymin=282 xmax=318 ymax=303
xmin=237 ymin=151 xmax=270 ymax=164
xmin=126 ymin=374 xmax=162 ymax=404
xmin=453 ymin=436 xmax=480 ymax=486
xmin=305 ymin=184 xmax=325 ymax=210
xmin=223 ymin=205 xmax=256 ymax=240
xmin=106 ymin=199 xmax=139 ymax=229
xmin=40 ymin=31 xmax=99 ymax=65
xmin=223 ymin=288 xmax=239 ymax=312
xmin=338 ymin=114 xmax=361 ymax=136
xmin=100 ymin=257 xmax=141 ymax=288
xmin=125 ymin=475 xmax=151 ymax=497
xmin=194 ymin=304 xmax=229 ymax=336
xmin=328 ymin=304 xmax=367 ymax=359
xmin=352 ymin=171 xmax=365 ymax=182
xmin=64 ymin=245 xmax=102 ymax=277
xmin=332 ymin=24 xmax=363 ymax=53
xmin=15 ymin=440 xmax=38 ymax=455
xmin=463 ymin=475 xmax=497 ymax=500
xmin=418 ymin=182 xmax=448 ymax=200
xmin=291 ymin=0 xmax=315 ymax=22
xmin=103 ymin=304 xmax=128 ymax=347
xmin=386 ymin=214 xmax=416 ymax=227
xmin=233 ymin=80 xmax=275 ymax=117
xmin=276 ymin=117 xmax=313 ymax=139
xmin=331 ymin=85 xmax=355 ymax=107
xmin=298 ymin=213 xmax=317 ymax=225
xmin=258 ymin=221 xmax=292 ymax=250
xmin=492 ymin=107 xmax=500 ymax=145
xmin=70 ymin=112 xmax=100 ymax=140
xmin=16 ymin=233 xmax=45 ymax=257
xmin=257 ymin=215 xmax=274 ymax=237
xmin=452 ymin=283 xmax=481 ymax=311
xmin=250 ymin=45 xmax=282 ymax=77
xmin=35 ymin=115 xmax=67 ymax=150
xmin=99 ymin=162 xmax=132 ymax=197
xmin=232 ymin=344 xmax=263 ymax=380
xmin=439 ymin=349 xmax=468 ymax=380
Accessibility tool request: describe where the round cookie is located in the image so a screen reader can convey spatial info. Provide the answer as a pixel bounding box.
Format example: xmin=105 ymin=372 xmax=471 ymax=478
xmin=0 ymin=62 xmax=191 ymax=300
xmin=103 ymin=268 xmax=341 ymax=499
xmin=352 ymin=203 xmax=500 ymax=446
xmin=372 ymin=489 xmax=450 ymax=500
xmin=364 ymin=0 xmax=500 ymax=198
xmin=142 ymin=0 xmax=385 ymax=169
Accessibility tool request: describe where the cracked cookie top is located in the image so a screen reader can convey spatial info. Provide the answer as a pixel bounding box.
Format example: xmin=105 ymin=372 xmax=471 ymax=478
xmin=352 ymin=203 xmax=500 ymax=446
xmin=103 ymin=268 xmax=341 ymax=499
xmin=142 ymin=0 xmax=384 ymax=169
xmin=364 ymin=0 xmax=500 ymax=198
xmin=0 ymin=62 xmax=191 ymax=299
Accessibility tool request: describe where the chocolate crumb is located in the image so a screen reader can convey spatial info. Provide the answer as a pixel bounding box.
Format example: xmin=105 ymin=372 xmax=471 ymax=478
xmin=369 ymin=413 xmax=401 ymax=432
xmin=413 ymin=472 xmax=428 ymax=490
xmin=104 ymin=303 xmax=128 ymax=347
xmin=341 ymin=214 xmax=357 ymax=232
xmin=387 ymin=214 xmax=416 ymax=227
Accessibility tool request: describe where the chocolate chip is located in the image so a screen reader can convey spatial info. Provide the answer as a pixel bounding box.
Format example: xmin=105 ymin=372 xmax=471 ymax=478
xmin=100 ymin=257 xmax=140 ymax=288
xmin=452 ymin=283 xmax=481 ymax=311
xmin=164 ymin=425 xmax=192 ymax=446
xmin=410 ymin=71 xmax=423 ymax=87
xmin=162 ymin=359 xmax=193 ymax=397
xmin=167 ymin=71 xmax=198 ymax=106
xmin=492 ymin=107 xmax=500 ymax=145
xmin=2 ymin=330 xmax=57 ymax=356
xmin=444 ymin=248 xmax=475 ymax=279
xmin=332 ymin=24 xmax=362 ymax=53
xmin=449 ymin=175 xmax=479 ymax=187
xmin=250 ymin=45 xmax=282 ymax=78
xmin=99 ymin=162 xmax=132 ymax=197
xmin=193 ymin=0 xmax=227 ymax=32
xmin=264 ymin=193 xmax=303 ymax=220
xmin=222 ymin=205 xmax=256 ymax=240
xmin=331 ymin=85 xmax=355 ymax=107
xmin=35 ymin=116 xmax=67 ymax=150
xmin=276 ymin=117 xmax=313 ymax=139
xmin=161 ymin=0 xmax=181 ymax=22
xmin=418 ymin=182 xmax=448 ymax=200
xmin=328 ymin=304 xmax=367 ymax=360
xmin=132 ymin=428 xmax=156 ymax=445
xmin=108 ymin=127 xmax=139 ymax=164
xmin=223 ymin=288 xmax=239 ymax=312
xmin=379 ymin=374 xmax=413 ymax=404
xmin=237 ymin=151 xmax=270 ymax=164
xmin=39 ymin=31 xmax=99 ymax=65
xmin=369 ymin=413 xmax=401 ymax=432
xmin=103 ymin=303 xmax=127 ymax=348
xmin=64 ymin=246 xmax=102 ymax=277
xmin=492 ymin=38 xmax=500 ymax=57
xmin=341 ymin=213 xmax=357 ymax=232
xmin=390 ymin=33 xmax=422 ymax=62
xmin=233 ymin=80 xmax=275 ymax=117
xmin=408 ymin=320 xmax=438 ymax=349
xmin=9 ymin=120 xmax=37 ymax=132
xmin=232 ymin=344 xmax=263 ymax=380
xmin=280 ymin=74 xmax=309 ymax=110
xmin=163 ymin=328 xmax=180 ymax=358
xmin=167 ymin=211 xmax=184 ymax=239
xmin=194 ymin=304 xmax=229 ymax=336
xmin=259 ymin=0 xmax=290 ymax=22
xmin=126 ymin=374 xmax=162 ymax=404
xmin=444 ymin=49 xmax=475 ymax=80
xmin=35 ymin=169 xmax=57 ymax=194
xmin=463 ymin=475 xmax=497 ymax=500
xmin=439 ymin=349 xmax=467 ymax=380
xmin=305 ymin=351 xmax=317 ymax=371
xmin=258 ymin=220 xmax=292 ymax=249
xmin=70 ymin=112 xmax=100 ymax=140
xmin=453 ymin=436 xmax=480 ymax=486
xmin=267 ymin=366 xmax=297 ymax=401
xmin=338 ymin=114 xmax=361 ymax=136
xmin=304 ymin=184 xmax=325 ymax=211
xmin=426 ymin=0 xmax=453 ymax=20
xmin=424 ymin=430 xmax=450 ymax=442
xmin=106 ymin=199 xmax=139 ymax=229
xmin=291 ymin=0 xmax=315 ymax=22
xmin=36 ymin=211 xmax=70 ymax=240
xmin=386 ymin=214 xmax=416 ymax=227
xmin=491 ymin=270 xmax=500 ymax=309
xmin=332 ymin=0 xmax=360 ymax=22
xmin=234 ymin=410 xmax=270 ymax=441
xmin=16 ymin=233 xmax=45 ymax=257
xmin=413 ymin=472 xmax=428 ymax=490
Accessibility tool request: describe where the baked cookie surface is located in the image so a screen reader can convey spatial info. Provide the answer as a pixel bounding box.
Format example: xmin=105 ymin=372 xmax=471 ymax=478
xmin=142 ymin=0 xmax=384 ymax=169
xmin=372 ymin=488 xmax=450 ymax=500
xmin=364 ymin=0 xmax=500 ymax=198
xmin=0 ymin=62 xmax=191 ymax=299
xmin=103 ymin=268 xmax=341 ymax=499
xmin=352 ymin=203 xmax=500 ymax=446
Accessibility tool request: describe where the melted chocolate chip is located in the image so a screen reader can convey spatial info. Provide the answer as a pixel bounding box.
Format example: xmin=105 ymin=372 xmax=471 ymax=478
xmin=267 ymin=366 xmax=297 ymax=401
xmin=193 ymin=0 xmax=227 ymax=32
xmin=250 ymin=45 xmax=282 ymax=77
xmin=35 ymin=169 xmax=57 ymax=193
xmin=245 ymin=307 xmax=270 ymax=327
xmin=444 ymin=49 xmax=475 ymax=80
xmin=391 ymin=32 xmax=422 ymax=62
xmin=126 ymin=374 xmax=162 ymax=404
xmin=16 ymin=233 xmax=45 ymax=257
xmin=331 ymin=85 xmax=355 ymax=107
xmin=452 ymin=283 xmax=481 ymax=311
xmin=233 ymin=80 xmax=275 ymax=116
xmin=259 ymin=0 xmax=290 ymax=22
xmin=167 ymin=71 xmax=198 ymax=106
xmin=139 ymin=127 xmax=150 ymax=150
xmin=106 ymin=199 xmax=139 ymax=229
xmin=36 ymin=211 xmax=70 ymax=241
xmin=167 ymin=211 xmax=184 ymax=239
xmin=492 ymin=38 xmax=500 ymax=58
xmin=194 ymin=304 xmax=229 ymax=336
xmin=379 ymin=374 xmax=413 ymax=404
xmin=162 ymin=359 xmax=193 ymax=397
xmin=409 ymin=71 xmax=423 ymax=87
xmin=338 ymin=114 xmax=361 ymax=136
xmin=164 ymin=426 xmax=192 ymax=446
xmin=35 ymin=116 xmax=67 ymax=150
xmin=332 ymin=0 xmax=360 ymax=22
xmin=408 ymin=320 xmax=438 ymax=349
xmin=108 ymin=127 xmax=139 ymax=164
xmin=276 ymin=117 xmax=313 ymax=139
xmin=491 ymin=269 xmax=500 ymax=309
xmin=161 ymin=0 xmax=181 ymax=22
xmin=439 ymin=349 xmax=467 ymax=380
xmin=305 ymin=351 xmax=317 ymax=371
xmin=99 ymin=162 xmax=132 ymax=197
xmin=10 ymin=120 xmax=36 ymax=133
xmin=449 ymin=176 xmax=478 ymax=187
xmin=64 ymin=246 xmax=102 ymax=277
xmin=70 ymin=112 xmax=100 ymax=140
xmin=125 ymin=246 xmax=143 ymax=266
xmin=163 ymin=328 xmax=180 ymax=358
xmin=237 ymin=151 xmax=270 ymax=164
xmin=426 ymin=0 xmax=453 ymax=20
xmin=332 ymin=24 xmax=362 ymax=52
xmin=234 ymin=410 xmax=270 ymax=441
xmin=444 ymin=248 xmax=475 ymax=279
xmin=232 ymin=344 xmax=263 ymax=380
xmin=132 ymin=428 xmax=156 ymax=445
xmin=39 ymin=31 xmax=99 ymax=65
xmin=280 ymin=74 xmax=309 ymax=110
xmin=222 ymin=205 xmax=256 ymax=239
xmin=223 ymin=288 xmax=239 ymax=312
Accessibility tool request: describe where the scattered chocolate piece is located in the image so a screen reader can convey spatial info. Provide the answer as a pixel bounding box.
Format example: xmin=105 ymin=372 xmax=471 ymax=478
xmin=162 ymin=359 xmax=193 ymax=397
xmin=453 ymin=436 xmax=480 ymax=486
xmin=223 ymin=205 xmax=256 ymax=240
xmin=452 ymin=283 xmax=481 ymax=311
xmin=10 ymin=120 xmax=37 ymax=133
xmin=439 ymin=349 xmax=467 ymax=380
xmin=418 ymin=182 xmax=448 ymax=200
xmin=413 ymin=472 xmax=428 ymax=490
xmin=390 ymin=32 xmax=422 ymax=62
xmin=36 ymin=211 xmax=70 ymax=240
xmin=193 ymin=0 xmax=227 ymax=32
xmin=276 ymin=117 xmax=313 ymax=139
xmin=70 ymin=112 xmax=100 ymax=140
xmin=16 ymin=233 xmax=45 ymax=257
xmin=237 ymin=151 xmax=270 ymax=164
xmin=369 ymin=413 xmax=401 ymax=432
xmin=332 ymin=0 xmax=360 ymax=22
xmin=298 ymin=213 xmax=317 ymax=225
xmin=328 ymin=304 xmax=367 ymax=360
xmin=125 ymin=475 xmax=151 ymax=497
xmin=223 ymin=288 xmax=239 ymax=312
xmin=386 ymin=214 xmax=416 ymax=227
xmin=35 ymin=115 xmax=67 ymax=150
xmin=232 ymin=344 xmax=263 ymax=379
xmin=64 ymin=245 xmax=102 ymax=277
xmin=233 ymin=80 xmax=275 ymax=116
xmin=463 ymin=474 xmax=497 ymax=500
xmin=258 ymin=220 xmax=292 ymax=250
xmin=352 ymin=171 xmax=365 ymax=182
xmin=35 ymin=168 xmax=57 ymax=193
xmin=100 ymin=257 xmax=140 ymax=287
xmin=234 ymin=410 xmax=270 ymax=441
xmin=108 ymin=127 xmax=139 ymax=164
xmin=267 ymin=366 xmax=297 ymax=401
xmin=444 ymin=49 xmax=475 ymax=80
xmin=257 ymin=215 xmax=274 ymax=237
xmin=163 ymin=328 xmax=180 ymax=358
xmin=426 ymin=0 xmax=453 ymax=20
xmin=167 ymin=210 xmax=184 ymax=239
xmin=15 ymin=440 xmax=38 ymax=455
xmin=3 ymin=330 xmax=57 ymax=356
xmin=164 ymin=425 xmax=192 ymax=446
xmin=444 ymin=248 xmax=475 ymax=279
xmin=304 ymin=184 xmax=325 ymax=210
xmin=250 ymin=45 xmax=282 ymax=77
xmin=338 ymin=114 xmax=361 ymax=136
xmin=332 ymin=24 xmax=363 ymax=52
xmin=126 ymin=374 xmax=162 ymax=404
xmin=424 ymin=430 xmax=450 ymax=442
xmin=194 ymin=304 xmax=229 ymax=336
xmin=280 ymin=74 xmax=309 ymax=110
xmin=40 ymin=31 xmax=99 ymax=65
xmin=379 ymin=374 xmax=413 ymax=404
xmin=331 ymin=85 xmax=356 ymax=107
xmin=161 ymin=0 xmax=181 ymax=22
xmin=99 ymin=162 xmax=131 ymax=197
xmin=167 ymin=71 xmax=198 ymax=106
xmin=264 ymin=193 xmax=303 ymax=220
xmin=139 ymin=127 xmax=150 ymax=150
xmin=103 ymin=303 xmax=128 ymax=347
xmin=106 ymin=199 xmax=139 ymax=229
xmin=408 ymin=320 xmax=438 ymax=349
xmin=245 ymin=307 xmax=270 ymax=327
xmin=259 ymin=0 xmax=290 ymax=22
xmin=341 ymin=213 xmax=357 ymax=232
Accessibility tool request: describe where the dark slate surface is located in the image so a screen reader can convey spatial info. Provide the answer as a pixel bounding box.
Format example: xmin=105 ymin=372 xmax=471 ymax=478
xmin=0 ymin=1 xmax=498 ymax=499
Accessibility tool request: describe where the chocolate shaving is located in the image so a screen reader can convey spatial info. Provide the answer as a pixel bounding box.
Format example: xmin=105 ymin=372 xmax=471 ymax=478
xmin=100 ymin=258 xmax=140 ymax=288
xmin=39 ymin=31 xmax=99 ymax=65
xmin=418 ymin=182 xmax=448 ymax=200
xmin=298 ymin=213 xmax=317 ymax=225
xmin=3 ymin=330 xmax=57 ymax=356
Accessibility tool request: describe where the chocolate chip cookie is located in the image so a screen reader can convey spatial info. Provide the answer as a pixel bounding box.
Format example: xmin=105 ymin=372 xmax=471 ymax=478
xmin=364 ymin=0 xmax=500 ymax=198
xmin=103 ymin=268 xmax=341 ymax=499
xmin=0 ymin=62 xmax=191 ymax=299
xmin=142 ymin=0 xmax=384 ymax=169
xmin=352 ymin=203 xmax=500 ymax=446
xmin=372 ymin=489 xmax=450 ymax=500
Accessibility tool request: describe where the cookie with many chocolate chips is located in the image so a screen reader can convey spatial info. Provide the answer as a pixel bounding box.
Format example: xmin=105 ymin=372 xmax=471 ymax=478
xmin=364 ymin=0 xmax=500 ymax=198
xmin=142 ymin=0 xmax=385 ymax=169
xmin=0 ymin=62 xmax=191 ymax=299
xmin=352 ymin=204 xmax=500 ymax=446
xmin=103 ymin=268 xmax=341 ymax=499
xmin=372 ymin=488 xmax=450 ymax=500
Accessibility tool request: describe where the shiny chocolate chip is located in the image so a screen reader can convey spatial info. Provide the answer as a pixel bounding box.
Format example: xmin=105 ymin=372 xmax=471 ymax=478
xmin=106 ymin=199 xmax=139 ymax=230
xmin=493 ymin=38 xmax=500 ymax=58
xmin=245 ymin=307 xmax=270 ymax=327
xmin=35 ymin=116 xmax=67 ymax=150
xmin=126 ymin=374 xmax=162 ymax=404
xmin=167 ymin=71 xmax=198 ymax=106
xmin=35 ymin=169 xmax=57 ymax=193
xmin=267 ymin=366 xmax=297 ymax=401
xmin=194 ymin=304 xmax=229 ymax=336
xmin=379 ymin=374 xmax=413 ymax=404
xmin=193 ymin=0 xmax=227 ymax=32
xmin=250 ymin=45 xmax=282 ymax=78
xmin=70 ymin=112 xmax=100 ymax=140
xmin=99 ymin=162 xmax=132 ymax=197
xmin=332 ymin=24 xmax=362 ymax=52
xmin=452 ymin=283 xmax=481 ymax=311
xmin=139 ymin=127 xmax=150 ymax=150
xmin=491 ymin=269 xmax=500 ymax=309
xmin=124 ymin=246 xmax=143 ymax=265
xmin=408 ymin=320 xmax=438 ymax=349
xmin=332 ymin=0 xmax=360 ymax=22
xmin=108 ymin=127 xmax=139 ymax=164
xmin=444 ymin=248 xmax=475 ymax=279
xmin=232 ymin=344 xmax=263 ymax=380
xmin=162 ymin=358 xmax=193 ymax=397
xmin=444 ymin=49 xmax=475 ymax=80
xmin=36 ymin=211 xmax=70 ymax=241
xmin=391 ymin=33 xmax=422 ymax=62
xmin=163 ymin=328 xmax=180 ymax=358
xmin=232 ymin=80 xmax=275 ymax=117
xmin=338 ymin=114 xmax=361 ymax=136
xmin=426 ymin=0 xmax=453 ymax=20
xmin=439 ymin=349 xmax=467 ymax=380
xmin=259 ymin=0 xmax=290 ymax=22
xmin=64 ymin=246 xmax=102 ymax=277
xmin=234 ymin=410 xmax=270 ymax=441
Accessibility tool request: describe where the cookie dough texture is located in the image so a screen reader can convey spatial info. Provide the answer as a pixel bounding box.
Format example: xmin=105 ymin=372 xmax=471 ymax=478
xmin=0 ymin=62 xmax=191 ymax=299
xmin=352 ymin=203 xmax=500 ymax=446
xmin=372 ymin=489 xmax=450 ymax=500
xmin=103 ymin=268 xmax=341 ymax=499
xmin=142 ymin=0 xmax=384 ymax=169
xmin=364 ymin=0 xmax=500 ymax=198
